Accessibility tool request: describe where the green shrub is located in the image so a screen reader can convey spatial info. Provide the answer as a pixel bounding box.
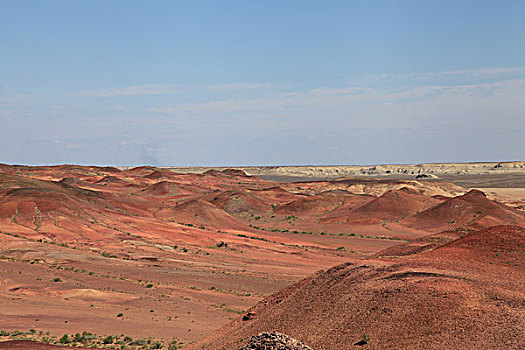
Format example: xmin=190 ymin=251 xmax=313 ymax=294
xmin=73 ymin=333 xmax=85 ymax=343
xmin=59 ymin=334 xmax=70 ymax=344
xmin=151 ymin=342 xmax=162 ymax=349
xmin=103 ymin=335 xmax=114 ymax=344
xmin=129 ymin=339 xmax=146 ymax=346
xmin=168 ymin=340 xmax=184 ymax=350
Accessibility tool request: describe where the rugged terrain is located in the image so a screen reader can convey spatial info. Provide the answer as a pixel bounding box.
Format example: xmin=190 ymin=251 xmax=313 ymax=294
xmin=0 ymin=163 xmax=523 ymax=349
xmin=164 ymin=161 xmax=525 ymax=183
xmin=191 ymin=225 xmax=525 ymax=350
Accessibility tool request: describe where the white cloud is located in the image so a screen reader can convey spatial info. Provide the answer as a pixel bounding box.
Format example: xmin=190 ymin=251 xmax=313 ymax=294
xmin=347 ymin=66 xmax=525 ymax=84
xmin=66 ymin=143 xmax=83 ymax=149
xmin=100 ymin=104 xmax=131 ymax=112
xmin=147 ymin=75 xmax=525 ymax=132
xmin=80 ymin=84 xmax=179 ymax=97
xmin=204 ymin=82 xmax=272 ymax=92
xmin=405 ymin=67 xmax=525 ymax=81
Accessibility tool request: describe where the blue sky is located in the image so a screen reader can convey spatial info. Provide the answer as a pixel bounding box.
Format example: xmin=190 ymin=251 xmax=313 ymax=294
xmin=1 ymin=0 xmax=524 ymax=166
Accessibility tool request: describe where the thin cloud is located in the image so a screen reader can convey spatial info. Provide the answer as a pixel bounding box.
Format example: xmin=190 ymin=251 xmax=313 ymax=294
xmin=406 ymin=67 xmax=525 ymax=81
xmin=80 ymin=84 xmax=179 ymax=97
xmin=345 ymin=66 xmax=525 ymax=83
xmin=149 ymin=77 xmax=525 ymax=116
xmin=204 ymin=82 xmax=272 ymax=92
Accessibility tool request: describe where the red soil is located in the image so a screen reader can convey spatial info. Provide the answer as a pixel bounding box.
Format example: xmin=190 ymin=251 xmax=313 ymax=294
xmin=204 ymin=190 xmax=269 ymax=217
xmin=95 ymin=175 xmax=129 ymax=185
xmin=275 ymin=192 xmax=351 ymax=216
xmin=141 ymin=181 xmax=192 ymax=197
xmin=343 ymin=187 xmax=441 ymax=223
xmin=1 ymin=164 xmax=523 ymax=348
xmin=191 ymin=225 xmax=525 ymax=350
xmin=155 ymin=199 xmax=251 ymax=231
xmin=405 ymin=189 xmax=525 ymax=231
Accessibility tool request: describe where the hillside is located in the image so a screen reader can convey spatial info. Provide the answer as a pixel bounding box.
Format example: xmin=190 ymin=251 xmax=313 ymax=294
xmin=190 ymin=225 xmax=525 ymax=350
xmin=404 ymin=189 xmax=525 ymax=231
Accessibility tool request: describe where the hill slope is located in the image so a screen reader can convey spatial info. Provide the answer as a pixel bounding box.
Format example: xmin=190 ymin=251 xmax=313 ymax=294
xmin=343 ymin=187 xmax=441 ymax=223
xmin=404 ymin=189 xmax=525 ymax=231
xmin=189 ymin=225 xmax=525 ymax=350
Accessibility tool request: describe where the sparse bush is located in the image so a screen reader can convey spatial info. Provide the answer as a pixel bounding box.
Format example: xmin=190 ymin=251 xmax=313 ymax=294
xmin=129 ymin=339 xmax=147 ymax=346
xmin=53 ymin=277 xmax=62 ymax=282
xmin=59 ymin=334 xmax=70 ymax=344
xmin=73 ymin=333 xmax=84 ymax=343
xmin=103 ymin=335 xmax=114 ymax=344
xmin=151 ymin=342 xmax=162 ymax=349
xmin=168 ymin=340 xmax=184 ymax=350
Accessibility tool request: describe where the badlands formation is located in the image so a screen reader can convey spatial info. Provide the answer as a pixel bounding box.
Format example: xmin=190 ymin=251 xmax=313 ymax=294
xmin=166 ymin=161 xmax=525 ymax=179
xmin=0 ymin=162 xmax=523 ymax=349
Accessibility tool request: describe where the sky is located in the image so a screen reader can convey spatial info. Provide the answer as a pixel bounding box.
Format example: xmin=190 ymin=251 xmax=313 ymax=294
xmin=1 ymin=0 xmax=524 ymax=166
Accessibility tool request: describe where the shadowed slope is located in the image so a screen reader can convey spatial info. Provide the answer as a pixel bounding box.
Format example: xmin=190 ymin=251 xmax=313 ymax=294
xmin=0 ymin=340 xmax=87 ymax=349
xmin=205 ymin=190 xmax=270 ymax=217
xmin=404 ymin=189 xmax=525 ymax=231
xmin=189 ymin=225 xmax=525 ymax=350
xmin=140 ymin=180 xmax=192 ymax=197
xmin=275 ymin=192 xmax=352 ymax=216
xmin=344 ymin=187 xmax=442 ymax=223
xmin=155 ymin=199 xmax=251 ymax=231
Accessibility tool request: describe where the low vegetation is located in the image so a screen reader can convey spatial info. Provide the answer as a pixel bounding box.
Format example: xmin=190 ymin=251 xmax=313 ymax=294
xmin=0 ymin=329 xmax=185 ymax=349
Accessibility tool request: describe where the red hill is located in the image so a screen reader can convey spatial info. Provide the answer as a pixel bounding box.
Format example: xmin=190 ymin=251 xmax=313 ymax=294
xmin=190 ymin=225 xmax=525 ymax=350
xmin=155 ymin=199 xmax=250 ymax=231
xmin=141 ymin=181 xmax=189 ymax=197
xmin=95 ymin=175 xmax=129 ymax=185
xmin=275 ymin=192 xmax=351 ymax=216
xmin=143 ymin=170 xmax=172 ymax=180
xmin=124 ymin=166 xmax=156 ymax=175
xmin=205 ymin=190 xmax=269 ymax=216
xmin=248 ymin=186 xmax=298 ymax=202
xmin=58 ymin=177 xmax=90 ymax=187
xmin=342 ymin=187 xmax=440 ymax=223
xmin=405 ymin=189 xmax=525 ymax=231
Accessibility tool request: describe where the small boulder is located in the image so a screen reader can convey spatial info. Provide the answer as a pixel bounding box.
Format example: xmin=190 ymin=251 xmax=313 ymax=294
xmin=240 ymin=332 xmax=312 ymax=350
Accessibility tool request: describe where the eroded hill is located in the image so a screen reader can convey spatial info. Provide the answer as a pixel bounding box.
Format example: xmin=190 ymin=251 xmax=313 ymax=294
xmin=191 ymin=225 xmax=525 ymax=350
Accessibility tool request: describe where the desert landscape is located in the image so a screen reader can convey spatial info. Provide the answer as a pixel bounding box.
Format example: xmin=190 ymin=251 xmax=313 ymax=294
xmin=2 ymin=0 xmax=524 ymax=348
xmin=0 ymin=162 xmax=523 ymax=349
